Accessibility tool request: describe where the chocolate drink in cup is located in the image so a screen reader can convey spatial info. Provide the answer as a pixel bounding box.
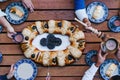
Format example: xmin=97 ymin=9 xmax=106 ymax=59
xmin=114 ymin=20 xmax=120 ymax=27
xmin=101 ymin=38 xmax=119 ymax=54
xmin=12 ymin=33 xmax=24 ymax=43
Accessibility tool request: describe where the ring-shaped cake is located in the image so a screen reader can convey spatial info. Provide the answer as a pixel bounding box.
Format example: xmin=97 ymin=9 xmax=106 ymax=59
xmin=21 ymin=20 xmax=85 ymax=66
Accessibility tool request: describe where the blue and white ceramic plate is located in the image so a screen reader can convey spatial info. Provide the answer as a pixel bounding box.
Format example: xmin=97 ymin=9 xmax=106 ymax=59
xmin=108 ymin=16 xmax=120 ymax=32
xmin=86 ymin=1 xmax=108 ymax=23
xmin=85 ymin=50 xmax=98 ymax=66
xmin=5 ymin=2 xmax=28 ymax=24
xmin=14 ymin=59 xmax=37 ymax=80
xmin=100 ymin=59 xmax=120 ymax=80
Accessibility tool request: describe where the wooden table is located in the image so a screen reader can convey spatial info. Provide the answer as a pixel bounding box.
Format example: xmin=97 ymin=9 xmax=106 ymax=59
xmin=0 ymin=0 xmax=120 ymax=80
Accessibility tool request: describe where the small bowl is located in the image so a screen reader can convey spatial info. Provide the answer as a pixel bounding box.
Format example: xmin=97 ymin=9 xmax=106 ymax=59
xmin=0 ymin=52 xmax=3 ymax=63
xmin=108 ymin=16 xmax=120 ymax=32
xmin=12 ymin=32 xmax=24 ymax=43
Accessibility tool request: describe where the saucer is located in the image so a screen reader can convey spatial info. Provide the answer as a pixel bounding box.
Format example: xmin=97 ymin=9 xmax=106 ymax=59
xmin=86 ymin=1 xmax=108 ymax=23
xmin=14 ymin=59 xmax=37 ymax=80
xmin=5 ymin=2 xmax=28 ymax=24
xmin=100 ymin=59 xmax=120 ymax=80
xmin=108 ymin=16 xmax=120 ymax=32
xmin=85 ymin=50 xmax=98 ymax=66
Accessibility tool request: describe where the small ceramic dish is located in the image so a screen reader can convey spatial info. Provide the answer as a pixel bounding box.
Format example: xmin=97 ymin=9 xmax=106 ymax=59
xmin=12 ymin=32 xmax=24 ymax=43
xmin=85 ymin=50 xmax=98 ymax=66
xmin=108 ymin=16 xmax=120 ymax=32
xmin=100 ymin=59 xmax=120 ymax=80
xmin=86 ymin=1 xmax=108 ymax=23
xmin=5 ymin=2 xmax=28 ymax=24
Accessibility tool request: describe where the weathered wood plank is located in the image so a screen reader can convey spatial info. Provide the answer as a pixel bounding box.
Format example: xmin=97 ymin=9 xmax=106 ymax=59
xmin=0 ymin=0 xmax=119 ymax=9
xmin=0 ymin=53 xmax=116 ymax=65
xmin=9 ymin=77 xmax=103 ymax=80
xmin=1 ymin=21 xmax=110 ymax=32
xmin=35 ymin=77 xmax=103 ymax=80
xmin=0 ymin=66 xmax=99 ymax=76
xmin=0 ymin=32 xmax=120 ymax=43
xmin=27 ymin=10 xmax=119 ymax=20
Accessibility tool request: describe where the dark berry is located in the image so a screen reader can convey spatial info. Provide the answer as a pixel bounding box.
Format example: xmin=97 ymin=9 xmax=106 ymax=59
xmin=25 ymin=36 xmax=29 ymax=40
xmin=47 ymin=34 xmax=55 ymax=42
xmin=70 ymin=27 xmax=74 ymax=31
xmin=32 ymin=26 xmax=36 ymax=30
xmin=54 ymin=38 xmax=62 ymax=46
xmin=68 ymin=55 xmax=75 ymax=60
xmin=44 ymin=23 xmax=49 ymax=28
xmin=31 ymin=54 xmax=35 ymax=58
xmin=40 ymin=38 xmax=47 ymax=46
xmin=47 ymin=43 xmax=55 ymax=49
xmin=58 ymin=22 xmax=62 ymax=27
xmin=47 ymin=34 xmax=54 ymax=39
xmin=52 ymin=57 xmax=57 ymax=63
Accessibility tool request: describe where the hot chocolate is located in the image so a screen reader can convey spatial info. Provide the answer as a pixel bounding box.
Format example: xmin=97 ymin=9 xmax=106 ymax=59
xmin=101 ymin=38 xmax=118 ymax=53
xmin=114 ymin=20 xmax=120 ymax=26
xmin=105 ymin=39 xmax=117 ymax=51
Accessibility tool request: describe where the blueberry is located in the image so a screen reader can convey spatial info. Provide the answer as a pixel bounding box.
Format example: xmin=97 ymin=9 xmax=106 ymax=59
xmin=52 ymin=57 xmax=57 ymax=63
xmin=54 ymin=38 xmax=62 ymax=46
xmin=47 ymin=34 xmax=55 ymax=39
xmin=68 ymin=55 xmax=75 ymax=60
xmin=58 ymin=22 xmax=62 ymax=27
xmin=47 ymin=43 xmax=55 ymax=49
xmin=70 ymin=27 xmax=74 ymax=31
xmin=44 ymin=23 xmax=49 ymax=28
xmin=47 ymin=34 xmax=55 ymax=42
xmin=40 ymin=38 xmax=47 ymax=46
xmin=32 ymin=26 xmax=36 ymax=30
xmin=31 ymin=54 xmax=35 ymax=58
xmin=25 ymin=36 xmax=29 ymax=40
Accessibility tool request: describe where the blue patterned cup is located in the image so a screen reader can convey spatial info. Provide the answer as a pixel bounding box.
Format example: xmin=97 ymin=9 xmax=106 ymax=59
xmin=12 ymin=32 xmax=24 ymax=43
xmin=101 ymin=38 xmax=119 ymax=54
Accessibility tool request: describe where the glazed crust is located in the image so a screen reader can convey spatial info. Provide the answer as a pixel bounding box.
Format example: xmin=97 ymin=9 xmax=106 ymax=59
xmin=21 ymin=20 xmax=85 ymax=66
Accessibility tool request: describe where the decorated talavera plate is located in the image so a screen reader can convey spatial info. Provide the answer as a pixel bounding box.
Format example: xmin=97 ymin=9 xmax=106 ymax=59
xmin=5 ymin=2 xmax=28 ymax=24
xmin=14 ymin=59 xmax=37 ymax=80
xmin=108 ymin=16 xmax=120 ymax=32
xmin=86 ymin=1 xmax=108 ymax=23
xmin=85 ymin=50 xmax=98 ymax=66
xmin=100 ymin=59 xmax=120 ymax=80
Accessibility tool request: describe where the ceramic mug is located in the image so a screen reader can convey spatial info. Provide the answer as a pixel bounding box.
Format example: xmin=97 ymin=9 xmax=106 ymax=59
xmin=12 ymin=32 xmax=24 ymax=43
xmin=101 ymin=38 xmax=119 ymax=54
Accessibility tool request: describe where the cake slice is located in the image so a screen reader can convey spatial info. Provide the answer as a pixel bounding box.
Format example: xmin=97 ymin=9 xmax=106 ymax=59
xmin=92 ymin=5 xmax=103 ymax=19
xmin=105 ymin=63 xmax=117 ymax=77
xmin=10 ymin=7 xmax=24 ymax=18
